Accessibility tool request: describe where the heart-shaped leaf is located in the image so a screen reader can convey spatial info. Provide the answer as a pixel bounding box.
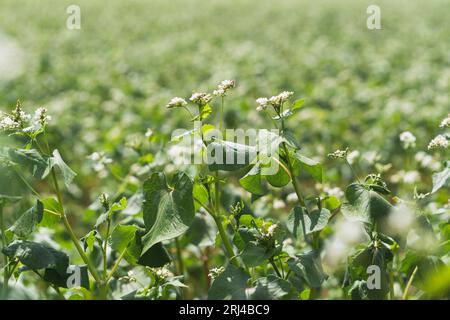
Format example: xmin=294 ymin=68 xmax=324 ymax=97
xmin=141 ymin=172 xmax=195 ymax=254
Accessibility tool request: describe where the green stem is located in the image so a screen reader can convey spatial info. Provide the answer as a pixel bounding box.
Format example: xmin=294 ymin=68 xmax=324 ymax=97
xmin=402 ymin=266 xmax=418 ymax=300
xmin=42 ymin=133 xmax=101 ymax=283
xmin=212 ymin=214 xmax=238 ymax=267
xmin=1 ymin=202 xmax=8 ymax=296
xmin=268 ymin=257 xmax=282 ymax=278
xmin=53 ymin=168 xmax=101 ymax=283
xmin=106 ymin=249 xmax=127 ymax=282
xmin=281 ymin=142 xmax=306 ymax=207
xmin=175 ymin=237 xmax=184 ymax=276
xmin=346 ymin=159 xmax=361 ymax=183
xmin=103 ymin=219 xmax=111 ymax=279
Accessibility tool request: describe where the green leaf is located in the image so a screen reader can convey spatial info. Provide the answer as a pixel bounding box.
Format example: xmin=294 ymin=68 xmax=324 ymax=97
xmin=2 ymin=240 xmax=69 ymax=274
xmin=137 ymin=242 xmax=171 ymax=267
xmin=250 ymin=275 xmax=294 ymax=300
xmin=207 ymin=140 xmax=256 ymax=172
xmin=193 ymin=104 xmax=212 ymax=121
xmin=9 ymin=199 xmax=43 ymax=238
xmin=141 ymin=172 xmax=195 ymax=254
xmin=291 ymin=151 xmax=322 ymax=182
xmin=239 ymin=163 xmax=264 ymax=195
xmin=264 ymin=158 xmax=291 ymax=188
xmin=8 ymin=148 xmax=51 ymax=179
xmin=292 ymin=98 xmax=305 ymax=110
xmin=286 ymin=206 xmax=331 ymax=238
xmin=431 ymin=163 xmax=450 ymax=194
xmin=287 ymin=251 xmax=327 ymax=288
xmin=208 ymin=265 xmax=249 ymax=300
xmin=50 ymin=149 xmax=76 ymax=188
xmin=110 ymin=224 xmax=138 ymax=253
xmin=193 ymin=183 xmax=209 ymax=211
xmin=241 ymin=241 xmax=270 ymax=267
xmin=341 ymin=183 xmax=393 ymax=223
xmin=40 ymin=197 xmax=62 ymax=228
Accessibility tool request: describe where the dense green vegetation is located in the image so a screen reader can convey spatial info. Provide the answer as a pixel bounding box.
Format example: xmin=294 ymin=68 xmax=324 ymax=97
xmin=0 ymin=0 xmax=449 ymax=300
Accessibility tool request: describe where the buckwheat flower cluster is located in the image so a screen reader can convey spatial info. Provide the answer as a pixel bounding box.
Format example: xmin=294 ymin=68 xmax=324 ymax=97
xmin=399 ymin=131 xmax=416 ymax=149
xmin=34 ymin=107 xmax=51 ymax=127
xmin=256 ymin=91 xmax=294 ymax=111
xmin=87 ymin=151 xmax=113 ymax=172
xmin=190 ymin=92 xmax=212 ymax=106
xmin=213 ymin=79 xmax=235 ymax=96
xmin=260 ymin=223 xmax=278 ymax=239
xmin=152 ymin=267 xmax=174 ymax=279
xmin=0 ymin=101 xmax=31 ymax=131
xmin=0 ymin=113 xmax=20 ymax=131
xmin=208 ymin=267 xmax=225 ymax=280
xmin=439 ymin=114 xmax=450 ymax=128
xmin=166 ymin=97 xmax=187 ymax=109
xmin=328 ymin=148 xmax=349 ymax=159
xmin=428 ymin=134 xmax=449 ymax=150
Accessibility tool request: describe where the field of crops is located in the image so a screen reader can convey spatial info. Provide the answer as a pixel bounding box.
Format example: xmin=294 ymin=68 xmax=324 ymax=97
xmin=0 ymin=0 xmax=449 ymax=300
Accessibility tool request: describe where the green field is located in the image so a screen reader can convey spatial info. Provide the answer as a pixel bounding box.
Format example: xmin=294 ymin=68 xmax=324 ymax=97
xmin=0 ymin=0 xmax=449 ymax=300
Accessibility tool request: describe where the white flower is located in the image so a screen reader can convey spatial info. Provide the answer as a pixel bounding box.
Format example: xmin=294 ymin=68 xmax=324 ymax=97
xmin=190 ymin=92 xmax=212 ymax=106
xmin=208 ymin=267 xmax=225 ymax=280
xmin=267 ymin=224 xmax=277 ymax=237
xmin=328 ymin=148 xmax=349 ymax=159
xmin=153 ymin=267 xmax=173 ymax=279
xmin=268 ymin=91 xmax=294 ymax=108
xmin=403 ymin=170 xmax=420 ymax=184
xmin=273 ymin=199 xmax=285 ymax=209
xmin=324 ymin=186 xmax=344 ymax=198
xmin=0 ymin=114 xmax=20 ymax=131
xmin=415 ymin=151 xmax=440 ymax=171
xmin=286 ymin=192 xmax=298 ymax=203
xmin=428 ymin=134 xmax=449 ymax=150
xmin=439 ymin=114 xmax=450 ymax=128
xmin=33 ymin=107 xmax=51 ymax=127
xmin=256 ymin=97 xmax=268 ymax=111
xmin=87 ymin=152 xmax=113 ymax=172
xmin=145 ymin=128 xmax=154 ymax=138
xmin=214 ymin=79 xmax=235 ymax=96
xmin=166 ymin=97 xmax=187 ymax=109
xmin=399 ymin=131 xmax=416 ymax=149
xmin=346 ymin=150 xmax=360 ymax=164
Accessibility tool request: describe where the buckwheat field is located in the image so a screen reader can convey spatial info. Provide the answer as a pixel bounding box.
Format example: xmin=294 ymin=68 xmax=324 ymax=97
xmin=0 ymin=0 xmax=449 ymax=300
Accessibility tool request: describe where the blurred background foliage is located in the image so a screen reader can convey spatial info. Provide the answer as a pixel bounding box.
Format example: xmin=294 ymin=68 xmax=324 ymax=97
xmin=0 ymin=0 xmax=448 ymax=299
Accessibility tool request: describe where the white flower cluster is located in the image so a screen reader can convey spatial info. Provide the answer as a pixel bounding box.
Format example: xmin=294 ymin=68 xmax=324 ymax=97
xmin=152 ymin=267 xmax=174 ymax=279
xmin=428 ymin=134 xmax=449 ymax=150
xmin=0 ymin=102 xmax=51 ymax=133
xmin=328 ymin=148 xmax=349 ymax=159
xmin=439 ymin=114 xmax=450 ymax=128
xmin=324 ymin=186 xmax=344 ymax=198
xmin=428 ymin=114 xmax=449 ymax=150
xmin=256 ymin=91 xmax=294 ymax=111
xmin=208 ymin=267 xmax=225 ymax=280
xmin=34 ymin=107 xmax=51 ymax=127
xmin=260 ymin=223 xmax=278 ymax=239
xmin=213 ymin=79 xmax=235 ymax=96
xmin=166 ymin=97 xmax=187 ymax=109
xmin=0 ymin=113 xmax=20 ymax=131
xmin=87 ymin=151 xmax=113 ymax=172
xmin=346 ymin=150 xmax=360 ymax=165
xmin=415 ymin=151 xmax=441 ymax=171
xmin=190 ymin=92 xmax=212 ymax=106
xmin=399 ymin=131 xmax=416 ymax=149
